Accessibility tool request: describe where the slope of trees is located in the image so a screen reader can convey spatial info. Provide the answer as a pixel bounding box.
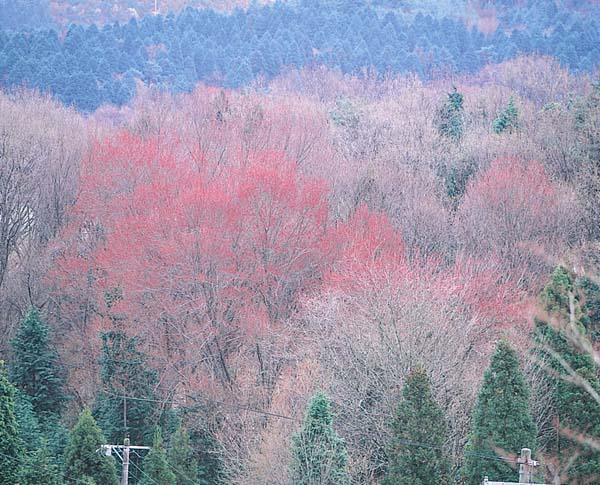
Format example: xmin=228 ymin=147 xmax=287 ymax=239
xmin=1 ymin=0 xmax=599 ymax=110
xmin=0 ymin=51 xmax=599 ymax=482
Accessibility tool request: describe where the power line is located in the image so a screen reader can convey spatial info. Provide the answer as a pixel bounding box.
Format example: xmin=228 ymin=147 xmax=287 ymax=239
xmin=127 ymin=451 xmax=162 ymax=485
xmin=132 ymin=448 xmax=199 ymax=485
xmin=392 ymin=437 xmax=519 ymax=464
xmin=98 ymin=386 xmax=299 ymax=422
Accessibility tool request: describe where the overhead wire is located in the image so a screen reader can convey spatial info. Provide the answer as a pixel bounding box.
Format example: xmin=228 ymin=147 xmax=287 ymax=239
xmin=4 ymin=344 xmax=526 ymax=468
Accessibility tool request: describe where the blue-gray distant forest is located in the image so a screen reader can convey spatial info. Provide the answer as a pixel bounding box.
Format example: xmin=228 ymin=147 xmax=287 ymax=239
xmin=1 ymin=0 xmax=599 ymax=110
xmin=1 ymin=1 xmax=600 ymax=485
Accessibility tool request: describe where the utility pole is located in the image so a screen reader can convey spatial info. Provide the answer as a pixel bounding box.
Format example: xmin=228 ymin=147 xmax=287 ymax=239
xmin=100 ymin=438 xmax=150 ymax=485
xmin=517 ymin=448 xmax=537 ymax=483
xmin=121 ymin=437 xmax=130 ymax=485
xmin=481 ymin=448 xmax=547 ymax=485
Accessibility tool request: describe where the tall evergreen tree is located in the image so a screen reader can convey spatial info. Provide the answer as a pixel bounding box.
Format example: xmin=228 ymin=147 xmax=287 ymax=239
xmin=290 ymin=391 xmax=350 ymax=485
xmin=0 ymin=361 xmax=23 ymax=485
xmin=63 ymin=407 xmax=119 ymax=485
xmin=183 ymin=398 xmax=226 ymax=485
xmin=383 ymin=366 xmax=451 ymax=485
xmin=9 ymin=307 xmax=67 ymax=421
xmin=438 ymin=85 xmax=464 ymax=141
xmin=140 ymin=428 xmax=176 ymax=485
xmin=14 ymin=391 xmax=61 ymax=485
xmin=95 ymin=330 xmax=161 ymax=446
xmin=168 ymin=424 xmax=199 ymax=485
xmin=534 ymin=266 xmax=600 ymax=481
xmin=463 ymin=340 xmax=537 ymax=485
xmin=20 ymin=439 xmax=62 ymax=485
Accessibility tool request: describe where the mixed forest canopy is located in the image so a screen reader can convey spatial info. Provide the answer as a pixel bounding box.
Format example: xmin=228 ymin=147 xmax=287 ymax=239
xmin=1 ymin=0 xmax=600 ymax=110
xmin=1 ymin=0 xmax=600 ymax=484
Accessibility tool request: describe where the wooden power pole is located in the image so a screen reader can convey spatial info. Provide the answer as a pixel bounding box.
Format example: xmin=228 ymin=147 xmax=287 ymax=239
xmin=101 ymin=438 xmax=150 ymax=485
xmin=121 ymin=437 xmax=130 ymax=485
xmin=482 ymin=448 xmax=547 ymax=485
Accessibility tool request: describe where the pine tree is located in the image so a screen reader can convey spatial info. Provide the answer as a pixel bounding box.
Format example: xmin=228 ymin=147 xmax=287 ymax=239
xmin=20 ymin=439 xmax=62 ymax=485
xmin=383 ymin=366 xmax=451 ymax=485
xmin=290 ymin=391 xmax=351 ymax=485
xmin=63 ymin=407 xmax=119 ymax=485
xmin=168 ymin=424 xmax=199 ymax=485
xmin=9 ymin=307 xmax=67 ymax=421
xmin=534 ymin=266 xmax=600 ymax=481
xmin=15 ymin=390 xmax=42 ymax=451
xmin=140 ymin=428 xmax=176 ymax=485
xmin=463 ymin=340 xmax=537 ymax=485
xmin=184 ymin=398 xmax=226 ymax=485
xmin=94 ymin=330 xmax=161 ymax=446
xmin=438 ymin=85 xmax=464 ymax=141
xmin=0 ymin=361 xmax=23 ymax=485
xmin=492 ymin=97 xmax=520 ymax=134
xmin=14 ymin=391 xmax=61 ymax=484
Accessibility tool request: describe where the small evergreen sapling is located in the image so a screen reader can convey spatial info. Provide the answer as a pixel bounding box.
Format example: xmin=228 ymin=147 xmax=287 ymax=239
xmin=140 ymin=428 xmax=176 ymax=485
xmin=63 ymin=407 xmax=119 ymax=485
xmin=492 ymin=97 xmax=520 ymax=134
xmin=438 ymin=85 xmax=465 ymax=141
xmin=290 ymin=391 xmax=351 ymax=485
xmin=168 ymin=424 xmax=199 ymax=485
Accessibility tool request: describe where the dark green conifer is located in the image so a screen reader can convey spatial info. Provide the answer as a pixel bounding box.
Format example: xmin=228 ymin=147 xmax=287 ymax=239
xmin=0 ymin=361 xmax=23 ymax=485
xmin=463 ymin=340 xmax=537 ymax=485
xmin=183 ymin=399 xmax=226 ymax=485
xmin=63 ymin=407 xmax=119 ymax=485
xmin=535 ymin=266 xmax=600 ymax=481
xmin=140 ymin=428 xmax=176 ymax=485
xmin=438 ymin=85 xmax=464 ymax=141
xmin=492 ymin=97 xmax=520 ymax=134
xmin=9 ymin=307 xmax=67 ymax=421
xmin=168 ymin=424 xmax=199 ymax=485
xmin=290 ymin=391 xmax=350 ymax=485
xmin=14 ymin=391 xmax=60 ymax=484
xmin=383 ymin=366 xmax=451 ymax=485
xmin=20 ymin=439 xmax=62 ymax=485
xmin=94 ymin=330 xmax=161 ymax=446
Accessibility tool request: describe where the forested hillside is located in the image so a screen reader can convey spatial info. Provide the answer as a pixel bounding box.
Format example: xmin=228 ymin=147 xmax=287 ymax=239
xmin=1 ymin=0 xmax=599 ymax=110
xmin=1 ymin=1 xmax=600 ymax=484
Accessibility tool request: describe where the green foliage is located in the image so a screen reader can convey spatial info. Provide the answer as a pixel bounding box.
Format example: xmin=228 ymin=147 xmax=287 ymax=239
xmin=9 ymin=307 xmax=67 ymax=421
xmin=329 ymin=98 xmax=360 ymax=129
xmin=94 ymin=330 xmax=162 ymax=446
xmin=183 ymin=399 xmax=226 ymax=485
xmin=63 ymin=407 xmax=119 ymax=485
xmin=15 ymin=390 xmax=42 ymax=451
xmin=20 ymin=439 xmax=62 ymax=485
xmin=0 ymin=361 xmax=23 ymax=485
xmin=14 ymin=391 xmax=64 ymax=484
xmin=463 ymin=340 xmax=537 ymax=485
xmin=290 ymin=391 xmax=350 ymax=485
xmin=577 ymin=275 xmax=600 ymax=343
xmin=441 ymin=162 xmax=475 ymax=205
xmin=535 ymin=266 xmax=600 ymax=481
xmin=140 ymin=428 xmax=176 ymax=485
xmin=438 ymin=85 xmax=464 ymax=141
xmin=168 ymin=425 xmax=199 ymax=485
xmin=492 ymin=97 xmax=520 ymax=134
xmin=383 ymin=366 xmax=451 ymax=485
